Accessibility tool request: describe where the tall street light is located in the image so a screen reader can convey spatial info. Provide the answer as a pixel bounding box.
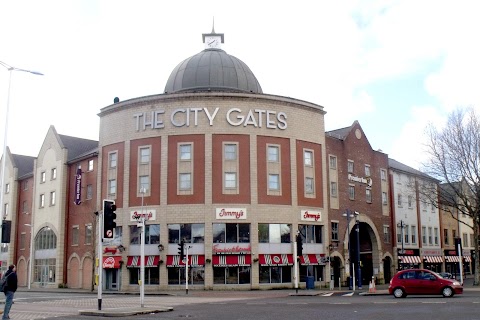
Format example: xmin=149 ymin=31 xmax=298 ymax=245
xmin=354 ymin=212 xmax=361 ymax=289
xmin=343 ymin=209 xmax=355 ymax=290
xmin=397 ymin=220 xmax=405 ymax=270
xmin=24 ymin=223 xmax=34 ymax=289
xmin=0 ymin=61 xmax=43 ymax=239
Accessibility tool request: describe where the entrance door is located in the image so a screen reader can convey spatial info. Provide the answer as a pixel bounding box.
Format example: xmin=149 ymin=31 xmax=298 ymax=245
xmin=40 ymin=266 xmax=49 ymax=287
xmin=105 ymin=269 xmax=119 ymax=291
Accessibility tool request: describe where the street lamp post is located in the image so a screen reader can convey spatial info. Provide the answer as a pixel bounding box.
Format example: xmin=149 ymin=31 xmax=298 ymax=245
xmin=397 ymin=220 xmax=405 ymax=270
xmin=343 ymin=209 xmax=354 ymax=290
xmin=354 ymin=212 xmax=362 ymax=289
xmin=139 ymin=187 xmax=146 ymax=308
xmin=24 ymin=223 xmax=34 ymax=289
xmin=0 ymin=61 xmax=43 ymax=241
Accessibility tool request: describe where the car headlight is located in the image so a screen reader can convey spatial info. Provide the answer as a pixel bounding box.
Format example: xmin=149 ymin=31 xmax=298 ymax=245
xmin=452 ymin=281 xmax=461 ymax=286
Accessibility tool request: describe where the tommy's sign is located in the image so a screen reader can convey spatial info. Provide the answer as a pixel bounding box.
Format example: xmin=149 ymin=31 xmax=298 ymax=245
xmin=134 ymin=107 xmax=288 ymax=131
xmin=301 ymin=210 xmax=322 ymax=222
xmin=130 ymin=209 xmax=157 ymax=221
xmin=213 ymin=243 xmax=251 ymax=254
xmin=348 ymin=174 xmax=373 ymax=187
xmin=216 ymin=208 xmax=246 ymax=220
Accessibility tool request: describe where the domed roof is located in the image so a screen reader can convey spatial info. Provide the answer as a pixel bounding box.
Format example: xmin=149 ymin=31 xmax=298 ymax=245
xmin=164 ymin=48 xmax=263 ymax=94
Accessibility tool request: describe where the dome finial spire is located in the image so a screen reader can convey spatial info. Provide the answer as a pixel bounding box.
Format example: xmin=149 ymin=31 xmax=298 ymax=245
xmin=212 ymin=17 xmax=215 ymax=34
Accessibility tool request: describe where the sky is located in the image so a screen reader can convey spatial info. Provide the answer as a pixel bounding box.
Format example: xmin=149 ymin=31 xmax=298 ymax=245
xmin=1 ymin=0 xmax=479 ymax=170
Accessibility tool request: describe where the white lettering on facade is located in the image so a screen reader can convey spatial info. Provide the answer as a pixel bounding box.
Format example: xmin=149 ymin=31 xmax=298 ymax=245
xmin=348 ymin=174 xmax=373 ymax=187
xmin=133 ymin=108 xmax=289 ymax=131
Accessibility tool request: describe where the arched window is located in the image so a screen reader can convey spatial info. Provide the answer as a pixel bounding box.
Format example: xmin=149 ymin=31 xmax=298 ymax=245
xmin=35 ymin=227 xmax=57 ymax=250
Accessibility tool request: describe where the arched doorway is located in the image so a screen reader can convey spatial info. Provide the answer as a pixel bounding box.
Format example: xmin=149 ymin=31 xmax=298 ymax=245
xmin=349 ymin=222 xmax=374 ymax=286
xmin=332 ymin=256 xmax=342 ymax=287
xmin=383 ymin=257 xmax=392 ymax=283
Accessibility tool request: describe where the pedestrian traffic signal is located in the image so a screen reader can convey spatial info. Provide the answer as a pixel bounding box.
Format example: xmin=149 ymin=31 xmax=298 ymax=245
xmin=296 ymin=234 xmax=303 ymax=256
xmin=103 ymin=200 xmax=117 ymax=239
xmin=178 ymin=240 xmax=185 ymax=260
xmin=1 ymin=220 xmax=11 ymax=243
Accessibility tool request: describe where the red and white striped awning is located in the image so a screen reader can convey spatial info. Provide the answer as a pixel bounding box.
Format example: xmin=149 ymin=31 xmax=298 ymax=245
xmin=213 ymin=255 xmax=251 ymax=267
xmin=445 ymin=256 xmax=460 ymax=262
xmin=299 ymin=254 xmax=326 ymax=265
xmin=166 ymin=255 xmax=205 ymax=267
xmin=400 ymin=256 xmax=422 ymax=264
xmin=424 ymin=256 xmax=444 ymax=263
xmin=259 ymin=254 xmax=293 ymax=266
xmin=444 ymin=256 xmax=471 ymax=263
xmin=127 ymin=256 xmax=160 ymax=268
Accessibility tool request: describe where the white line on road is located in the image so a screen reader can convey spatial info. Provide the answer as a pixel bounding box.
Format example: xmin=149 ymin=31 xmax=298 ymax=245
xmin=342 ymin=292 xmax=354 ymax=297
xmin=421 ymin=301 xmax=446 ymax=304
xmin=322 ymin=293 xmax=334 ymax=296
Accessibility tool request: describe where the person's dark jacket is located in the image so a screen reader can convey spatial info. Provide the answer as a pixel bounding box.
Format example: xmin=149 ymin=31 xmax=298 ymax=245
xmin=3 ymin=269 xmax=17 ymax=292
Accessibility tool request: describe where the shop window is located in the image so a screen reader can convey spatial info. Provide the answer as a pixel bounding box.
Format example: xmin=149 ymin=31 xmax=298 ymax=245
xmin=168 ymin=224 xmax=205 ymax=244
xmin=258 ymin=223 xmax=291 ymax=243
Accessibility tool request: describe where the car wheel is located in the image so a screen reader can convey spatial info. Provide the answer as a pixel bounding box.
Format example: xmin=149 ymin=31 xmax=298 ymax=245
xmin=442 ymin=287 xmax=454 ymax=298
xmin=393 ymin=287 xmax=405 ymax=298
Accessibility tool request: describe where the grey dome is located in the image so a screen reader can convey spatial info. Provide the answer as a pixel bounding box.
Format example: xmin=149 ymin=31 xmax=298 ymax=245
xmin=164 ymin=49 xmax=262 ymax=94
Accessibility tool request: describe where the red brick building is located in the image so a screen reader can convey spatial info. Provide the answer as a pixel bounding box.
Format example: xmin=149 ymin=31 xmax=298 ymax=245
xmin=326 ymin=121 xmax=393 ymax=285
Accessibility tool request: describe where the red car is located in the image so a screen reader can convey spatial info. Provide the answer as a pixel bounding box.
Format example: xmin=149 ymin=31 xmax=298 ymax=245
xmin=389 ymin=269 xmax=463 ymax=298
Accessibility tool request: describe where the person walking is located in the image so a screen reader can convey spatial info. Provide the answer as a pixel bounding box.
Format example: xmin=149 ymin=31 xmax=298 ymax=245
xmin=2 ymin=265 xmax=17 ymax=320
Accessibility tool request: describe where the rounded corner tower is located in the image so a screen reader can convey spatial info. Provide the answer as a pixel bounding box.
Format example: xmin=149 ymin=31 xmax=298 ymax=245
xmin=164 ymin=33 xmax=262 ymax=94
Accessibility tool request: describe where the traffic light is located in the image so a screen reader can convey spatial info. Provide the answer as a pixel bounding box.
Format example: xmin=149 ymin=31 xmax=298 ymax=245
xmin=1 ymin=220 xmax=11 ymax=243
xmin=178 ymin=240 xmax=185 ymax=260
xmin=103 ymin=200 xmax=117 ymax=239
xmin=296 ymin=234 xmax=303 ymax=256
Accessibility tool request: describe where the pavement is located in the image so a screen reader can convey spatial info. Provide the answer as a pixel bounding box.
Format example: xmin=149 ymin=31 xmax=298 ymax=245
xmin=7 ymin=276 xmax=480 ymax=317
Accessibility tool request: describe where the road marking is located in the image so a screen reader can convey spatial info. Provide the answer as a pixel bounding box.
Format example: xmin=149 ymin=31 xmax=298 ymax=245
xmin=421 ymin=301 xmax=446 ymax=304
xmin=331 ymin=302 xmax=351 ymax=304
xmin=322 ymin=293 xmax=334 ymax=296
xmin=373 ymin=301 xmax=398 ymax=304
xmin=342 ymin=292 xmax=354 ymax=297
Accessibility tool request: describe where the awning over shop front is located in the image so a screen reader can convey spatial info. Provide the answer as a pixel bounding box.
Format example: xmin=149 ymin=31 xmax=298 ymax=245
xmin=399 ymin=256 xmax=422 ymax=264
xmin=424 ymin=256 xmax=443 ymax=263
xmin=259 ymin=254 xmax=293 ymax=266
xmin=126 ymin=256 xmax=160 ymax=268
xmin=445 ymin=256 xmax=472 ymax=263
xmin=103 ymin=256 xmax=122 ymax=269
xmin=299 ymin=254 xmax=326 ymax=265
xmin=166 ymin=255 xmax=205 ymax=267
xmin=445 ymin=256 xmax=460 ymax=263
xmin=213 ymin=255 xmax=251 ymax=267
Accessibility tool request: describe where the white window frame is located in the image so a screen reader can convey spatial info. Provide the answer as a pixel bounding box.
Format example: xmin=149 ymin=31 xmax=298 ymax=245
xmin=268 ymin=174 xmax=280 ymax=190
xmin=330 ymin=182 xmax=338 ymax=197
xmin=50 ymin=191 xmax=56 ymax=206
xmin=347 ymin=160 xmax=354 ymax=173
xmin=140 ymin=147 xmax=151 ymax=164
xmin=224 ymin=144 xmax=237 ymax=161
xmin=179 ymin=173 xmax=192 ymax=190
xmin=51 ymin=168 xmax=57 ymax=180
xmin=88 ymin=159 xmax=94 ymax=171
xmin=179 ymin=144 xmax=192 ymax=160
xmin=224 ymin=172 xmax=237 ymax=189
xmin=109 ymin=152 xmax=117 ymax=168
xmin=40 ymin=194 xmax=45 ymax=208
xmin=108 ymin=179 xmax=117 ymax=195
xmin=304 ymin=150 xmax=313 ymax=166
xmin=267 ymin=145 xmax=279 ymax=162
xmin=365 ymin=164 xmax=371 ymax=177
xmin=329 ymin=155 xmax=337 ymax=170
xmin=305 ymin=177 xmax=314 ymax=194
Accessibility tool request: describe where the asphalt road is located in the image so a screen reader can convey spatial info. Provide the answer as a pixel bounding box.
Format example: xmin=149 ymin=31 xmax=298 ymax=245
xmin=3 ymin=289 xmax=479 ymax=320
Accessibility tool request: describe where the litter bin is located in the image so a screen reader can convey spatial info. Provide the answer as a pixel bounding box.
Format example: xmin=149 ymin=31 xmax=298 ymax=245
xmin=306 ymin=276 xmax=315 ymax=289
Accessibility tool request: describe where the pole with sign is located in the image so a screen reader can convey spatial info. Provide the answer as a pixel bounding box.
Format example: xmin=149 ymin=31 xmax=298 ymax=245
xmin=97 ymin=210 xmax=103 ymax=310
